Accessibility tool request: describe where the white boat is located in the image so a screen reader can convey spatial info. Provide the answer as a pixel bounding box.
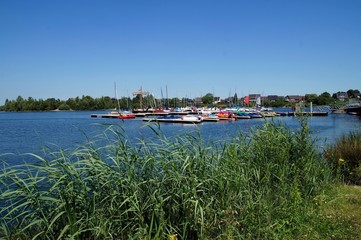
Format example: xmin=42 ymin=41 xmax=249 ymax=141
xmin=261 ymin=107 xmax=273 ymax=111
xmin=143 ymin=114 xmax=202 ymax=123
xmin=202 ymin=113 xmax=220 ymax=122
xmin=182 ymin=115 xmax=203 ymax=122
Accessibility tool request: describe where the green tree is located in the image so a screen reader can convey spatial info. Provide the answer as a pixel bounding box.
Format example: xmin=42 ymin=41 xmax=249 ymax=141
xmin=202 ymin=93 xmax=214 ymax=105
xmin=132 ymin=95 xmax=141 ymax=109
xmin=3 ymin=99 xmax=16 ymax=111
xmin=233 ymin=93 xmax=238 ymax=105
xmin=49 ymin=98 xmax=61 ymax=110
xmin=79 ymin=96 xmax=95 ymax=110
xmin=262 ymin=97 xmax=287 ymax=107
xmin=119 ymin=97 xmax=132 ymax=110
xmin=347 ymin=89 xmax=360 ymax=98
xmin=58 ymin=103 xmax=71 ymax=110
xmin=305 ymin=94 xmax=318 ymax=103
xmin=316 ymin=92 xmax=333 ymax=105
xmin=15 ymin=96 xmax=24 ymax=111
xmin=320 ymin=92 xmax=331 ymax=98
xmin=170 ymin=97 xmax=181 ymax=108
xmin=143 ymin=94 xmax=158 ymax=109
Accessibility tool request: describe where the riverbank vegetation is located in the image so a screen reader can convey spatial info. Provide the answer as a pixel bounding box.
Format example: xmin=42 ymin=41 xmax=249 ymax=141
xmin=325 ymin=130 xmax=361 ymax=185
xmin=1 ymin=121 xmax=360 ymax=239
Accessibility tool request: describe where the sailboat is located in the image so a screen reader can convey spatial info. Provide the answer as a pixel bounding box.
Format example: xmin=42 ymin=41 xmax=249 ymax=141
xmin=114 ymin=82 xmax=135 ymax=119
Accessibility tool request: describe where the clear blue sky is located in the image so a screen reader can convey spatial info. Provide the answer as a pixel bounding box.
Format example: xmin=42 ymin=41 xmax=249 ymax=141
xmin=1 ymin=0 xmax=360 ymax=104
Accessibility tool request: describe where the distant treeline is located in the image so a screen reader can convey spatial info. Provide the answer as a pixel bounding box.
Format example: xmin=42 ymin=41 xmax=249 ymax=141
xmin=0 ymin=95 xmax=183 ymax=112
xmin=0 ymin=96 xmax=133 ymax=112
xmin=0 ymin=89 xmax=359 ymax=112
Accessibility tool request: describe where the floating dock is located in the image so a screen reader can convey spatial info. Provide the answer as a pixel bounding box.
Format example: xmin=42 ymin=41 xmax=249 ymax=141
xmin=235 ymin=115 xmax=252 ymax=119
xmin=202 ymin=117 xmax=220 ymax=122
xmin=142 ymin=117 xmax=202 ymax=124
xmin=90 ymin=113 xmax=119 ymax=118
xmin=344 ymin=106 xmax=361 ymax=116
xmin=277 ymin=112 xmax=329 ymax=117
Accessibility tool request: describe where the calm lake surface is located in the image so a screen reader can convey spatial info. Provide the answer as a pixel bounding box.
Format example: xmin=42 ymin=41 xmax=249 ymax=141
xmin=0 ymin=110 xmax=360 ymax=165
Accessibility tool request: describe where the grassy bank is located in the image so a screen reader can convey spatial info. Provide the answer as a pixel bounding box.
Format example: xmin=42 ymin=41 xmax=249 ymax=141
xmin=306 ymin=184 xmax=361 ymax=239
xmin=0 ymin=120 xmax=351 ymax=239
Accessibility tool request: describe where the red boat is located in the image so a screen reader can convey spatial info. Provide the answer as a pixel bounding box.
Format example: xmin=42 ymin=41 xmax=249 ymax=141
xmin=216 ymin=108 xmax=234 ymax=119
xmin=117 ymin=112 xmax=136 ymax=119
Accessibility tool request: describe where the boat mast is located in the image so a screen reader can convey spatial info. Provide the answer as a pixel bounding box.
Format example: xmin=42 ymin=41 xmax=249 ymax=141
xmin=161 ymin=87 xmax=165 ymax=109
xmin=166 ymin=85 xmax=169 ymax=109
xmin=115 ymin=82 xmax=121 ymax=112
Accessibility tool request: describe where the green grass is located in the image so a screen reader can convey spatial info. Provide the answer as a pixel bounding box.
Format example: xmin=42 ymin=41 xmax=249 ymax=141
xmin=0 ymin=120 xmax=347 ymax=239
xmin=300 ymin=184 xmax=361 ymax=240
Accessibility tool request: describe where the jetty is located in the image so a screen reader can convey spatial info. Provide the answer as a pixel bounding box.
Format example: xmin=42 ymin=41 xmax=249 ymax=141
xmin=344 ymin=104 xmax=361 ymax=116
xmin=277 ymin=112 xmax=328 ymax=117
xmin=90 ymin=113 xmax=119 ymax=118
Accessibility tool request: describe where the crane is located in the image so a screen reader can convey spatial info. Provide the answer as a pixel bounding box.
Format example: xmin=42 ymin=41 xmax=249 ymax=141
xmin=132 ymin=86 xmax=149 ymax=109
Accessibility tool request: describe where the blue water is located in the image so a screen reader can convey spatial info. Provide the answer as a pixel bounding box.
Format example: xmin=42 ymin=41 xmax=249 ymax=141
xmin=0 ymin=110 xmax=360 ymax=165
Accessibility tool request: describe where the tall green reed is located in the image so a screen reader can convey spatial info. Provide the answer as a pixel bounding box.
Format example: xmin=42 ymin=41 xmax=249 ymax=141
xmin=1 ymin=120 xmax=333 ymax=239
xmin=326 ymin=129 xmax=361 ymax=185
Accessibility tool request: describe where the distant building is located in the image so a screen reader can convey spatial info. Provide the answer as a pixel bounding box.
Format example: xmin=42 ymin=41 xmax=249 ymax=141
xmin=194 ymin=97 xmax=203 ymax=105
xmin=184 ymin=98 xmax=194 ymax=103
xmin=261 ymin=96 xmax=268 ymax=102
xmin=267 ymin=95 xmax=279 ymax=102
xmin=213 ymin=97 xmax=221 ymax=104
xmin=285 ymin=95 xmax=304 ymax=103
xmin=248 ymin=94 xmax=261 ymax=103
xmin=223 ymin=97 xmax=234 ymax=104
xmin=335 ymin=92 xmax=348 ymax=101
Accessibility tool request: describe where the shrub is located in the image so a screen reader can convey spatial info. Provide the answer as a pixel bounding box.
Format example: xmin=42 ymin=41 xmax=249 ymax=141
xmin=325 ymin=130 xmax=361 ymax=185
xmin=57 ymin=103 xmax=71 ymax=110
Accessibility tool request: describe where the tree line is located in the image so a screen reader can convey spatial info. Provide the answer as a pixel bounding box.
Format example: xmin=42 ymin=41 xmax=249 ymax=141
xmin=1 ymin=89 xmax=359 ymax=112
xmin=0 ymin=95 xmax=191 ymax=112
xmin=0 ymin=96 xmax=128 ymax=112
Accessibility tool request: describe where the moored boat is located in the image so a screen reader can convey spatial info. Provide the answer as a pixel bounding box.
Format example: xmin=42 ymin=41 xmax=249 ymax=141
xmin=235 ymin=114 xmax=251 ymax=119
xmin=117 ymin=111 xmax=136 ymax=119
xmin=248 ymin=112 xmax=263 ymax=118
xmin=202 ymin=113 xmax=220 ymax=122
xmin=90 ymin=111 xmax=121 ymax=118
xmin=143 ymin=114 xmax=202 ymax=123
xmin=235 ymin=110 xmax=251 ymax=119
xmin=216 ymin=110 xmax=234 ymax=120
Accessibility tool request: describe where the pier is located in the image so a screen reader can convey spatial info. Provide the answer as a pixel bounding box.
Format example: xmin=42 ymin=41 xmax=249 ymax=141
xmin=277 ymin=112 xmax=328 ymax=117
xmin=344 ymin=105 xmax=361 ymax=116
xmin=90 ymin=113 xmax=119 ymax=118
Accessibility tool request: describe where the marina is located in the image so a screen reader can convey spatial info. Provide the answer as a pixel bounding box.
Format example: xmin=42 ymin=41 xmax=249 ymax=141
xmin=91 ymin=109 xmax=329 ymax=123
